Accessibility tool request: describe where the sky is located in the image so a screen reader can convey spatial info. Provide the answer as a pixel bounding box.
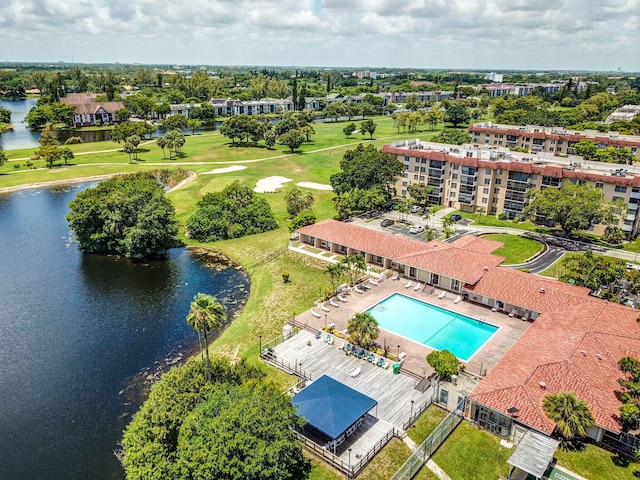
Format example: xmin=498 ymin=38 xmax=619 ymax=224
xmin=1 ymin=0 xmax=639 ymax=72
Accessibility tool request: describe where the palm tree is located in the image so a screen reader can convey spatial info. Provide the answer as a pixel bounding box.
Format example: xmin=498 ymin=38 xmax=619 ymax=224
xmin=347 ymin=312 xmax=379 ymax=349
xmin=186 ymin=293 xmax=226 ymax=382
xmin=542 ymin=391 xmax=595 ymax=443
xmin=325 ymin=263 xmax=345 ymax=294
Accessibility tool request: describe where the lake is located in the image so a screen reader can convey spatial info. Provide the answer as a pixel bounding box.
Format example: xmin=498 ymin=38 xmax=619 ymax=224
xmin=0 ymin=183 xmax=250 ymax=480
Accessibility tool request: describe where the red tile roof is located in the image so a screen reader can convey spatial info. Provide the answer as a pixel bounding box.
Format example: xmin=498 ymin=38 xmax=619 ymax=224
xmin=465 ymin=267 xmax=592 ymax=313
xmin=470 ymin=301 xmax=640 ymax=434
xmin=297 ymin=220 xmax=505 ymax=284
xmin=450 ymin=235 xmax=503 ymax=255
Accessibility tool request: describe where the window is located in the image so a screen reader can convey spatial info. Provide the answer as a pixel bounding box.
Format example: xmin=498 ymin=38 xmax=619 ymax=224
xmin=450 ymin=191 xmax=456 ymax=197
xmin=483 ymin=188 xmax=489 ymax=194
xmin=452 ymin=173 xmax=458 ymax=179
xmin=404 ymin=156 xmax=410 ymax=162
xmin=613 ymin=196 xmax=624 ymax=202
xmin=484 ymin=178 xmax=491 ymax=185
xmin=413 ymin=175 xmax=419 ymax=180
xmin=421 ymin=158 xmax=427 ymax=164
xmin=615 ymin=185 xmax=628 ymax=193
xmin=402 ymin=181 xmax=407 ymax=186
xmin=496 ymin=169 xmax=502 ymax=175
xmin=485 ymin=168 xmax=491 ymax=174
xmin=453 ymin=164 xmax=459 ymax=170
xmin=420 ymin=167 xmax=426 ymax=173
xmin=482 ymin=197 xmax=488 ymax=204
xmin=491 ymin=207 xmax=497 ymax=213
xmin=451 ymin=183 xmax=457 ymax=189
xmin=439 ymin=389 xmax=449 ymax=404
xmin=419 ymin=176 xmax=425 ymax=181
xmin=495 ymin=179 xmax=502 ymax=185
xmin=595 ymin=182 xmax=604 ymax=189
xmin=493 ymin=189 xmax=500 ymax=195
xmin=414 ymin=166 xmax=420 ymax=172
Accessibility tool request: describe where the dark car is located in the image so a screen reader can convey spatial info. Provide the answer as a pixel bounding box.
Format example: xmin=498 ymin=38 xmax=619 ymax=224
xmin=450 ymin=214 xmax=462 ymax=222
xmin=381 ymin=219 xmax=395 ymax=227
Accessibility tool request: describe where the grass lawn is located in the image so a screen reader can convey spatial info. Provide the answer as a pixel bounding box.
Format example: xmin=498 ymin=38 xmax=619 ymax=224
xmin=430 ymin=421 xmax=512 ymax=480
xmin=554 ymin=443 xmax=640 ymax=480
xmin=459 ymin=211 xmax=550 ymax=234
xmin=481 ymin=233 xmax=544 ymax=265
xmin=407 ymin=405 xmax=448 ymax=445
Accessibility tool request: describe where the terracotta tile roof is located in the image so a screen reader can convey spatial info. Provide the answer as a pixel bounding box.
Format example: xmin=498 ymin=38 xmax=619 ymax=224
xmin=465 ymin=267 xmax=591 ymax=313
xmin=450 ymin=235 xmax=503 ymax=254
xmin=297 ymin=220 xmax=505 ymax=284
xmin=397 ymin=245 xmax=504 ymax=284
xmin=297 ymin=219 xmax=429 ymax=259
xmin=72 ymin=101 xmax=125 ymax=115
xmin=470 ymin=302 xmax=640 ymax=434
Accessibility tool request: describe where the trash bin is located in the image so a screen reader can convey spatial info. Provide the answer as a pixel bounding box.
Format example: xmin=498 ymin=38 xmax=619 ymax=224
xmin=393 ymin=363 xmax=401 ymax=374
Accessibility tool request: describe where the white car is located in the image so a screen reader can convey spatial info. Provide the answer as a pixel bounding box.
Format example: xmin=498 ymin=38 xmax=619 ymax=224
xmin=409 ymin=225 xmax=425 ymax=234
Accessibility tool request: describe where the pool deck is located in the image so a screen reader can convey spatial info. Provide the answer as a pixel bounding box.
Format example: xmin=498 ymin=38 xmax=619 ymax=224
xmin=296 ymin=278 xmax=530 ymax=377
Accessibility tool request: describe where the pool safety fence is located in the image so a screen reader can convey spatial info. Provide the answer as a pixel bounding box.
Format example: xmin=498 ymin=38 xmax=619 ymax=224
xmin=402 ymin=394 xmax=435 ymax=431
xmin=288 ymin=317 xmax=319 ymax=334
xmin=293 ymin=426 xmax=397 ymax=479
xmin=390 ymin=397 xmax=465 ymax=480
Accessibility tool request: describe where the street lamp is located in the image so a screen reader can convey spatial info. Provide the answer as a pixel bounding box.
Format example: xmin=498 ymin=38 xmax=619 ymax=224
xmin=259 ymin=335 xmax=262 ymax=355
xmin=348 ymin=447 xmax=352 ymax=468
xmin=397 ymin=345 xmax=400 ymax=357
xmin=324 ymin=313 xmax=327 ymax=327
xmin=410 ymin=400 xmax=415 ymax=418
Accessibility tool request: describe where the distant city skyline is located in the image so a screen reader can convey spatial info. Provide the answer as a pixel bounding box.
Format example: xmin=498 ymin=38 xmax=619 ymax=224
xmin=2 ymin=0 xmax=639 ymax=72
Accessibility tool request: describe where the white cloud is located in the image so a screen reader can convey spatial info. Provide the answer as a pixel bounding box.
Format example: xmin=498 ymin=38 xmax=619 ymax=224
xmin=0 ymin=0 xmax=638 ymax=70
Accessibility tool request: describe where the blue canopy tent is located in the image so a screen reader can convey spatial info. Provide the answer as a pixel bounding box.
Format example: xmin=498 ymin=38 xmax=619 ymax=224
xmin=292 ymin=375 xmax=377 ymax=453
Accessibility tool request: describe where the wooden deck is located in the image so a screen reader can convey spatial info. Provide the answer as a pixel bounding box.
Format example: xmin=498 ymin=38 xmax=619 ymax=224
xmin=270 ymin=329 xmax=433 ymax=428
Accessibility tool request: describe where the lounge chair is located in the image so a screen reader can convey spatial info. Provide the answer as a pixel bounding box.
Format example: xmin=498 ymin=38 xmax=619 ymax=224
xmin=391 ymin=273 xmax=399 ymax=281
xmin=338 ymin=295 xmax=348 ymax=303
xmin=324 ymin=334 xmax=331 ymax=343
xmin=522 ymin=312 xmax=530 ymax=321
xmin=398 ymin=352 xmax=407 ymax=361
xmin=345 ymin=343 xmax=353 ymax=355
xmin=351 ymin=344 xmax=357 ymax=355
xmin=315 ymin=331 xmax=322 ymax=340
xmin=310 ymin=309 xmax=322 ymax=318
xmin=367 ymin=353 xmax=375 ymax=363
xmin=491 ymin=305 xmax=499 ymax=312
xmin=369 ymin=278 xmax=378 ymax=286
xmin=350 ymin=366 xmax=362 ymax=378
xmin=328 ymin=336 xmax=334 ymax=345
xmin=382 ymin=361 xmax=390 ymax=369
xmin=414 ymin=283 xmax=422 ymax=291
xmin=361 ymin=283 xmax=371 ymax=290
xmin=320 ymin=303 xmax=330 ymax=312
xmin=376 ymin=357 xmax=384 ymax=367
xmin=358 ymin=349 xmax=366 ymax=359
xmin=405 ymin=281 xmax=413 ymax=289
xmin=453 ymin=295 xmax=461 ymax=304
xmin=354 ymin=286 xmax=364 ymax=294
xmin=438 ymin=291 xmax=446 ymax=299
xmin=329 ymin=298 xmax=340 ymax=308
xmin=508 ymin=309 xmax=518 ymax=317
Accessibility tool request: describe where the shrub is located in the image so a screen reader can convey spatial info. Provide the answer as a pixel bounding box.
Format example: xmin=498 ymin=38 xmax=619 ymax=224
xmin=64 ymin=136 xmax=83 ymax=144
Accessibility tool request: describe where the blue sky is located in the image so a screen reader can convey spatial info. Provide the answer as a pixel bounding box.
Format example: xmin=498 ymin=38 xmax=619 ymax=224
xmin=1 ymin=0 xmax=639 ymax=71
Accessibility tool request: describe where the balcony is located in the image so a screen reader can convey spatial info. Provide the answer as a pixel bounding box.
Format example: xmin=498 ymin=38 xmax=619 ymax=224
xmin=506 ymin=181 xmax=529 ymax=193
xmin=458 ymin=194 xmax=476 ymax=205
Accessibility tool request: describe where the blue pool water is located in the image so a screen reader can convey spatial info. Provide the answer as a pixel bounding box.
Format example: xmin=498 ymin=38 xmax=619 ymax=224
xmin=366 ymin=293 xmax=498 ymax=361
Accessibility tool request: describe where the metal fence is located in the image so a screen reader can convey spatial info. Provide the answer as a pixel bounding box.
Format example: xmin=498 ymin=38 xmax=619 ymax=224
xmin=293 ymin=427 xmax=397 ymax=479
xmin=402 ymin=396 xmax=433 ymax=431
xmin=391 ymin=397 xmax=465 ymax=480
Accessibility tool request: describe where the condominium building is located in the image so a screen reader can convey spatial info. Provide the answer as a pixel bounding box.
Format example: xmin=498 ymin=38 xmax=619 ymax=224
xmin=469 ymin=122 xmax=640 ymax=160
xmin=382 ymin=139 xmax=640 ymax=238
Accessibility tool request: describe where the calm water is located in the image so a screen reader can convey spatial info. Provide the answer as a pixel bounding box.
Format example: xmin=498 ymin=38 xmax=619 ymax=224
xmin=367 ymin=293 xmax=498 ymax=361
xmin=0 ymin=97 xmax=40 ymax=151
xmin=0 ymin=183 xmax=250 ymax=480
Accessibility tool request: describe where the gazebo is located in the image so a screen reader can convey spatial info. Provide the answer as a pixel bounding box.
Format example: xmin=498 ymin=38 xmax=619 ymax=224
xmin=507 ymin=430 xmax=559 ymax=479
xmin=292 ymin=375 xmax=378 ymax=453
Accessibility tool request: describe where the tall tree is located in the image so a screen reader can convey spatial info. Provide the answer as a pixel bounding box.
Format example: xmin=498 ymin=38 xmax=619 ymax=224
xmin=33 ymin=122 xmax=62 ymax=168
xmin=542 ymin=391 xmax=594 ymax=442
xmin=524 ymin=182 xmax=608 ymax=237
xmin=186 ymin=293 xmax=226 ymax=382
xmin=443 ymin=101 xmax=470 ymax=127
xmin=284 ymin=187 xmax=314 ymax=218
xmin=407 ymin=182 xmax=433 ymax=205
xmin=346 ymin=312 xmax=379 ymax=349
xmin=360 ymin=119 xmax=377 ymax=139
xmin=278 ymin=128 xmax=305 ymax=153
xmin=426 ymin=349 xmax=459 ymax=380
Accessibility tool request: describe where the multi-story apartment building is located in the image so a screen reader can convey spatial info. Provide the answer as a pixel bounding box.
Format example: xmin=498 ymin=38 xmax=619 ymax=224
xmin=208 ymin=98 xmax=295 ymax=116
xmin=383 ymin=139 xmax=640 ymax=238
xmin=469 ymin=122 xmax=640 ymax=160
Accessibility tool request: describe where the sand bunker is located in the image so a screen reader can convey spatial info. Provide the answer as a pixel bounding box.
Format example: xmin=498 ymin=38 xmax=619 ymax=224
xmin=203 ymin=165 xmax=247 ymax=174
xmin=254 ymin=176 xmax=292 ymax=193
xmin=296 ymin=182 xmax=333 ymax=191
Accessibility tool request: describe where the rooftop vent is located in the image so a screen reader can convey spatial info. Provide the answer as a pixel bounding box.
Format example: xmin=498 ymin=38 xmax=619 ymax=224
xmin=595 ymin=354 xmax=602 ymax=360
xmin=483 ymin=266 xmax=489 ymax=271
xmin=539 ymin=382 xmax=546 ymax=389
xmin=580 ymin=350 xmax=587 ymax=356
xmin=539 ymin=287 xmax=546 ymax=293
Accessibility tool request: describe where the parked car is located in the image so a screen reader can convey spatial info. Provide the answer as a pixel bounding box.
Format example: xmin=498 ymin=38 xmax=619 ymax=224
xmin=410 ymin=205 xmax=424 ymax=214
xmin=450 ymin=214 xmax=462 ymax=222
xmin=409 ymin=225 xmax=425 ymax=234
xmin=381 ymin=219 xmax=395 ymax=227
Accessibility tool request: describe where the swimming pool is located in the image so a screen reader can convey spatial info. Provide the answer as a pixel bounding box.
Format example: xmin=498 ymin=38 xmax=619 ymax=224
xmin=366 ymin=293 xmax=498 ymax=362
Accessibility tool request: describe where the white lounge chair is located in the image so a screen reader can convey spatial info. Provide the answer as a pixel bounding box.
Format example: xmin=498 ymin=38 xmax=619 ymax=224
xmin=414 ymin=283 xmax=422 ymax=291
xmin=369 ymin=278 xmax=378 ymax=286
xmin=391 ymin=273 xmax=399 ymax=281
xmin=329 ymin=298 xmax=340 ymax=308
xmin=354 ymin=286 xmax=364 ymax=294
xmin=522 ymin=312 xmax=530 ymax=321
xmin=508 ymin=309 xmax=518 ymax=317
xmin=338 ymin=295 xmax=348 ymax=303
xmin=438 ymin=291 xmax=446 ymax=299
xmin=310 ymin=309 xmax=322 ymax=318
xmin=491 ymin=305 xmax=499 ymax=312
xmin=361 ymin=283 xmax=371 ymax=290
xmin=404 ymin=281 xmax=412 ymax=289
xmin=320 ymin=303 xmax=331 ymax=312
xmin=453 ymin=295 xmax=461 ymax=304
xmin=350 ymin=366 xmax=362 ymax=378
